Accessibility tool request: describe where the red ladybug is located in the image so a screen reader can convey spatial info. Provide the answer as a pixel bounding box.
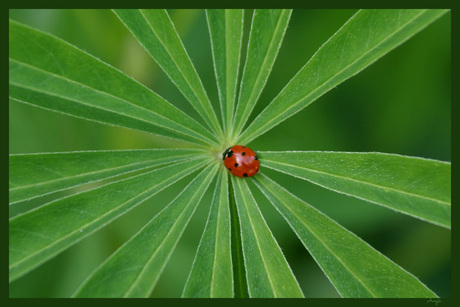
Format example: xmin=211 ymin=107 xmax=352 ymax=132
xmin=223 ymin=145 xmax=259 ymax=178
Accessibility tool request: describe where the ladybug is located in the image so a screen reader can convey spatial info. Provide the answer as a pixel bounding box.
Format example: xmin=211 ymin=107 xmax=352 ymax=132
xmin=223 ymin=145 xmax=259 ymax=178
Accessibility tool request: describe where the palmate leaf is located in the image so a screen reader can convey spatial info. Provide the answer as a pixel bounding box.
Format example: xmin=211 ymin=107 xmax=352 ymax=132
xmin=9 ymin=157 xmax=210 ymax=282
xmin=261 ymin=151 xmax=451 ymax=228
xmin=253 ymin=173 xmax=438 ymax=298
xmin=182 ymin=170 xmax=233 ymax=298
xmin=231 ymin=9 xmax=292 ymax=140
xmin=74 ymin=163 xmax=218 ymax=298
xmin=237 ymin=9 xmax=449 ymax=144
xmin=206 ymin=9 xmax=244 ymax=136
xmin=9 ymin=19 xmax=218 ymax=147
xmin=113 ymin=9 xmax=223 ymax=139
xmin=9 ymin=149 xmax=205 ymax=205
xmin=231 ymin=176 xmax=304 ymax=298
xmin=9 ymin=9 xmax=449 ymax=298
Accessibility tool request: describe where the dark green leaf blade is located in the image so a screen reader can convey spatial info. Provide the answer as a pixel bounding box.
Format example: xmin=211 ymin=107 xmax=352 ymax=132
xmin=74 ymin=163 xmax=218 ymax=298
xmin=182 ymin=169 xmax=233 ymax=298
xmin=9 ymin=149 xmax=205 ymax=205
xmin=261 ymin=151 xmax=451 ymax=228
xmin=253 ymin=173 xmax=438 ymax=298
xmin=232 ymin=9 xmax=292 ymax=140
xmin=206 ymin=9 xmax=244 ymax=136
xmin=229 ymin=173 xmax=249 ymax=298
xmin=238 ymin=9 xmax=449 ymax=144
xmin=113 ymin=9 xmax=223 ymax=138
xmin=9 ymin=19 xmax=218 ymax=147
xmin=231 ymin=176 xmax=304 ymax=298
xmin=9 ymin=158 xmax=210 ymax=282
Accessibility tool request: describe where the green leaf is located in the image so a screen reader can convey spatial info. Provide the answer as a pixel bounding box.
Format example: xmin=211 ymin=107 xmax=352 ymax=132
xmin=9 ymin=19 xmax=218 ymax=147
xmin=113 ymin=9 xmax=223 ymax=138
xmin=253 ymin=173 xmax=438 ymax=298
xmin=231 ymin=176 xmax=304 ymax=298
xmin=182 ymin=169 xmax=233 ymax=298
xmin=9 ymin=157 xmax=210 ymax=282
xmin=9 ymin=149 xmax=205 ymax=205
xmin=261 ymin=151 xmax=451 ymax=228
xmin=238 ymin=9 xmax=449 ymax=144
xmin=74 ymin=163 xmax=218 ymax=298
xmin=228 ymin=173 xmax=249 ymax=298
xmin=232 ymin=9 xmax=292 ymax=140
xmin=206 ymin=9 xmax=244 ymax=136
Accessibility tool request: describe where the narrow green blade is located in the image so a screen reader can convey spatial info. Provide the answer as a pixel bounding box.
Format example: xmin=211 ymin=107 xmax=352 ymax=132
xmin=182 ymin=169 xmax=233 ymax=297
xmin=232 ymin=9 xmax=292 ymax=140
xmin=261 ymin=151 xmax=451 ymax=228
xmin=206 ymin=9 xmax=244 ymax=136
xmin=113 ymin=9 xmax=223 ymax=138
xmin=229 ymin=173 xmax=248 ymax=298
xmin=9 ymin=19 xmax=217 ymax=147
xmin=253 ymin=173 xmax=438 ymax=298
xmin=74 ymin=164 xmax=218 ymax=298
xmin=9 ymin=149 xmax=205 ymax=205
xmin=238 ymin=9 xmax=449 ymax=144
xmin=231 ymin=176 xmax=304 ymax=298
xmin=9 ymin=158 xmax=209 ymax=282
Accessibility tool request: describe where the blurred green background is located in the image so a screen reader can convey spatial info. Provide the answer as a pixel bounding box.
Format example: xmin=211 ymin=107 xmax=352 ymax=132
xmin=9 ymin=9 xmax=451 ymax=298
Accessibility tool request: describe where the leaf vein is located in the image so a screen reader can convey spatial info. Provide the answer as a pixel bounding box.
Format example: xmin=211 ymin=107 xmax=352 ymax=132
xmin=9 ymin=59 xmax=216 ymax=145
xmin=241 ymin=10 xmax=429 ymax=143
xmin=9 ymin=160 xmax=205 ymax=272
xmin=263 ymin=159 xmax=449 ymax=206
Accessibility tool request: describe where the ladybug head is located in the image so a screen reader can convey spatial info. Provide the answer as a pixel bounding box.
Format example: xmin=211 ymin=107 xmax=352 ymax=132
xmin=222 ymin=147 xmax=232 ymax=160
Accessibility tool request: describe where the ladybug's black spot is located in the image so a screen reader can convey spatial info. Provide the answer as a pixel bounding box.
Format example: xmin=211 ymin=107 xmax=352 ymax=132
xmin=254 ymin=156 xmax=258 ymax=160
xmin=234 ymin=163 xmax=239 ymax=167
xmin=242 ymin=146 xmax=246 ymax=148
xmin=241 ymin=152 xmax=246 ymax=156
xmin=228 ymin=168 xmax=232 ymax=171
xmin=243 ymin=173 xmax=248 ymax=177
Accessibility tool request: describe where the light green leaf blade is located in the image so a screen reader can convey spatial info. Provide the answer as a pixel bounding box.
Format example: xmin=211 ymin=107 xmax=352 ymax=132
xmin=9 ymin=149 xmax=205 ymax=205
xmin=206 ymin=9 xmax=244 ymax=136
xmin=261 ymin=151 xmax=451 ymax=228
xmin=253 ymin=173 xmax=438 ymax=298
xmin=182 ymin=169 xmax=233 ymax=298
xmin=9 ymin=19 xmax=218 ymax=147
xmin=74 ymin=163 xmax=218 ymax=298
xmin=232 ymin=9 xmax=292 ymax=140
xmin=9 ymin=158 xmax=210 ymax=283
xmin=231 ymin=176 xmax=304 ymax=298
xmin=238 ymin=9 xmax=449 ymax=144
xmin=113 ymin=9 xmax=223 ymax=138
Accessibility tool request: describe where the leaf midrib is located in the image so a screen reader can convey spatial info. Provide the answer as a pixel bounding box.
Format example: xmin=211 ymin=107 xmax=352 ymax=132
xmin=124 ymin=164 xmax=215 ymax=297
xmin=234 ymin=10 xmax=289 ymax=136
xmin=210 ymin=175 xmax=222 ymax=297
xmin=236 ymin=179 xmax=277 ymax=297
xmin=9 ymin=81 xmax=214 ymax=146
xmin=9 ymin=59 xmax=216 ymax=145
xmin=224 ymin=10 xmax=233 ymax=134
xmin=263 ymin=159 xmax=450 ymax=206
xmin=138 ymin=10 xmax=220 ymax=135
xmin=9 ymin=155 xmax=199 ymax=193
xmin=254 ymin=175 xmax=377 ymax=297
xmin=240 ymin=9 xmax=429 ymax=143
xmin=253 ymin=176 xmax=377 ymax=297
xmin=9 ymin=159 xmax=206 ymax=272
